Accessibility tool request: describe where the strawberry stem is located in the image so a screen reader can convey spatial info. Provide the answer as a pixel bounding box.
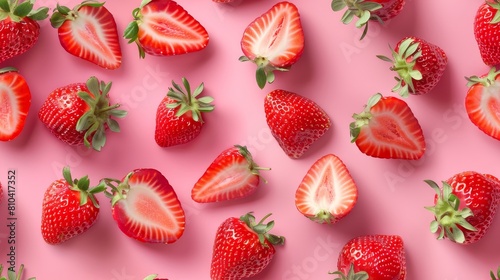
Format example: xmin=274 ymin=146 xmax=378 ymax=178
xmin=240 ymin=212 xmax=285 ymax=248
xmin=62 ymin=166 xmax=104 ymax=209
xmin=235 ymin=145 xmax=271 ymax=183
xmin=329 ymin=263 xmax=368 ymax=280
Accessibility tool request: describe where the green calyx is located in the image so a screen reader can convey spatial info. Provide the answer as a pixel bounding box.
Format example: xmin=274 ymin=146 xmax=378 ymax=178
xmin=424 ymin=180 xmax=477 ymax=244
xmin=349 ymin=93 xmax=381 ymax=142
xmin=75 ymin=76 xmax=127 ymax=152
xmin=166 ymin=77 xmax=214 ymax=123
xmin=0 ymin=0 xmax=48 ymax=22
xmin=101 ymin=172 xmax=133 ymax=206
xmin=491 ymin=266 xmax=500 ymax=280
xmin=489 ymin=0 xmax=500 ymax=24
xmin=62 ymin=166 xmax=104 ymax=209
xmin=239 ymin=55 xmax=290 ymax=89
xmin=235 ymin=145 xmax=271 ymax=183
xmin=0 ymin=67 xmax=18 ymax=74
xmin=329 ymin=264 xmax=369 ymax=280
xmin=240 ymin=212 xmax=285 ymax=248
xmin=331 ymin=0 xmax=383 ymax=40
xmin=465 ymin=66 xmax=500 ymax=88
xmin=123 ymin=0 xmax=152 ymax=59
xmin=377 ymin=37 xmax=423 ymax=98
xmin=311 ymin=209 xmax=334 ymax=224
xmin=50 ymin=0 xmax=104 ymax=28
xmin=0 ymin=264 xmax=35 ymax=280
xmin=143 ymin=275 xmax=157 ymax=280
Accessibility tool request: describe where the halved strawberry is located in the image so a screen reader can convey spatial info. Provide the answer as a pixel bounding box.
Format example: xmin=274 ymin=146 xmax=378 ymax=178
xmin=295 ymin=154 xmax=358 ymax=224
xmin=191 ymin=145 xmax=269 ymax=203
xmin=465 ymin=67 xmax=500 ymax=140
xmin=0 ymin=67 xmax=31 ymax=141
xmin=102 ymin=168 xmax=185 ymax=243
xmin=123 ymin=0 xmax=209 ymax=58
xmin=239 ymin=1 xmax=304 ymax=89
xmin=350 ymin=93 xmax=425 ymax=159
xmin=50 ymin=1 xmax=122 ymax=70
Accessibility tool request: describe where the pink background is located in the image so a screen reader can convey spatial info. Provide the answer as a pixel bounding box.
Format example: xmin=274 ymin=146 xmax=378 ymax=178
xmin=1 ymin=0 xmax=500 ymax=279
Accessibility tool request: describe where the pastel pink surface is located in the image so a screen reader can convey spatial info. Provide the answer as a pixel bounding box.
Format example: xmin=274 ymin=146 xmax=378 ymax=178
xmin=1 ymin=0 xmax=500 ymax=279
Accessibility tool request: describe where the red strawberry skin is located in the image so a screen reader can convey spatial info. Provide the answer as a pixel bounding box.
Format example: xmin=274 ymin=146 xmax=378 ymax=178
xmin=337 ymin=235 xmax=407 ymax=280
xmin=474 ymin=1 xmax=500 ymax=66
xmin=191 ymin=145 xmax=265 ymax=203
xmin=295 ymin=154 xmax=358 ymax=224
xmin=372 ymin=0 xmax=405 ymax=21
xmin=108 ymin=168 xmax=186 ymax=244
xmin=0 ymin=68 xmax=31 ymax=141
xmin=0 ymin=18 xmax=39 ymax=63
xmin=53 ymin=2 xmax=122 ymax=69
xmin=264 ymin=89 xmax=331 ymax=159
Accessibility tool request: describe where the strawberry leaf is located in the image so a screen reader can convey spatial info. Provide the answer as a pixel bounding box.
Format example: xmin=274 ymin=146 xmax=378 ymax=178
xmin=28 ymin=6 xmax=49 ymax=20
xmin=13 ymin=1 xmax=34 ymax=18
xmin=256 ymin=67 xmax=267 ymax=89
xmin=331 ymin=0 xmax=346 ymax=11
xmin=0 ymin=0 xmax=10 ymax=13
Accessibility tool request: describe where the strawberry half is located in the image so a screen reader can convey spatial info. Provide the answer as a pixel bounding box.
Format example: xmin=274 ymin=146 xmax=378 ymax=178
xmin=0 ymin=67 xmax=31 ymax=141
xmin=191 ymin=145 xmax=269 ymax=203
xmin=155 ymin=77 xmax=214 ymax=147
xmin=331 ymin=0 xmax=405 ymax=40
xmin=295 ymin=154 xmax=358 ymax=224
xmin=123 ymin=0 xmax=209 ymax=59
xmin=210 ymin=212 xmax=285 ymax=279
xmin=377 ymin=36 xmax=447 ymax=97
xmin=424 ymin=171 xmax=500 ymax=244
xmin=239 ymin=1 xmax=304 ymax=89
xmin=0 ymin=0 xmax=48 ymax=63
xmin=38 ymin=76 xmax=127 ymax=151
xmin=474 ymin=0 xmax=500 ymax=66
xmin=41 ymin=166 xmax=105 ymax=244
xmin=350 ymin=93 xmax=425 ymax=159
xmin=49 ymin=1 xmax=122 ymax=70
xmin=102 ymin=168 xmax=185 ymax=244
xmin=331 ymin=234 xmax=407 ymax=280
xmin=465 ymin=67 xmax=500 ymax=140
xmin=264 ymin=89 xmax=331 ymax=159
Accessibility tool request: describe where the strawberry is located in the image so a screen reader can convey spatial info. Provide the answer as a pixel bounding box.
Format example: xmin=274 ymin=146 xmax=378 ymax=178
xmin=350 ymin=93 xmax=425 ymax=159
xmin=41 ymin=166 xmax=104 ymax=244
xmin=0 ymin=67 xmax=31 ymax=141
xmin=331 ymin=0 xmax=405 ymax=40
xmin=239 ymin=2 xmax=304 ymax=89
xmin=264 ymin=89 xmax=331 ymax=159
xmin=102 ymin=168 xmax=185 ymax=243
xmin=295 ymin=154 xmax=357 ymax=224
xmin=0 ymin=0 xmax=48 ymax=63
xmin=38 ymin=76 xmax=127 ymax=151
xmin=474 ymin=0 xmax=500 ymax=66
xmin=330 ymin=234 xmax=406 ymax=280
xmin=0 ymin=264 xmax=35 ymax=280
xmin=465 ymin=67 xmax=500 ymax=140
xmin=49 ymin=1 xmax=122 ymax=70
xmin=155 ymin=78 xmax=214 ymax=147
xmin=424 ymin=171 xmax=500 ymax=244
xmin=123 ymin=0 xmax=209 ymax=59
xmin=377 ymin=36 xmax=447 ymax=97
xmin=191 ymin=145 xmax=269 ymax=203
xmin=210 ymin=212 xmax=285 ymax=279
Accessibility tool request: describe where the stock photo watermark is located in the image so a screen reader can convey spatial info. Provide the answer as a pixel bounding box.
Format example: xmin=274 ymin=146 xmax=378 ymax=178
xmin=239 ymin=127 xmax=274 ymax=158
xmin=5 ymin=169 xmax=17 ymax=273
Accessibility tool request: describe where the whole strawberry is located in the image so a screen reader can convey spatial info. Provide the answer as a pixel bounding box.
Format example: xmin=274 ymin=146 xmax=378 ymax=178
xmin=465 ymin=67 xmax=500 ymax=140
xmin=424 ymin=171 xmax=500 ymax=244
xmin=331 ymin=0 xmax=405 ymax=39
xmin=378 ymin=36 xmax=447 ymax=97
xmin=239 ymin=1 xmax=304 ymax=89
xmin=38 ymin=76 xmax=127 ymax=151
xmin=264 ymin=89 xmax=331 ymax=159
xmin=331 ymin=235 xmax=407 ymax=280
xmin=0 ymin=0 xmax=48 ymax=63
xmin=474 ymin=0 xmax=500 ymax=66
xmin=0 ymin=67 xmax=31 ymax=141
xmin=350 ymin=93 xmax=425 ymax=159
xmin=155 ymin=78 xmax=214 ymax=147
xmin=210 ymin=212 xmax=285 ymax=280
xmin=41 ymin=166 xmax=104 ymax=244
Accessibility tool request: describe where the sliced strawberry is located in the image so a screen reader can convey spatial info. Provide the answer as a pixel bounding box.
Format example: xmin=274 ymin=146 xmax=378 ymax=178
xmin=295 ymin=154 xmax=357 ymax=224
xmin=239 ymin=1 xmax=304 ymax=89
xmin=465 ymin=67 xmax=500 ymax=140
xmin=102 ymin=168 xmax=185 ymax=243
xmin=191 ymin=145 xmax=269 ymax=203
xmin=0 ymin=67 xmax=31 ymax=141
xmin=123 ymin=0 xmax=209 ymax=58
xmin=50 ymin=1 xmax=122 ymax=69
xmin=350 ymin=93 xmax=425 ymax=159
